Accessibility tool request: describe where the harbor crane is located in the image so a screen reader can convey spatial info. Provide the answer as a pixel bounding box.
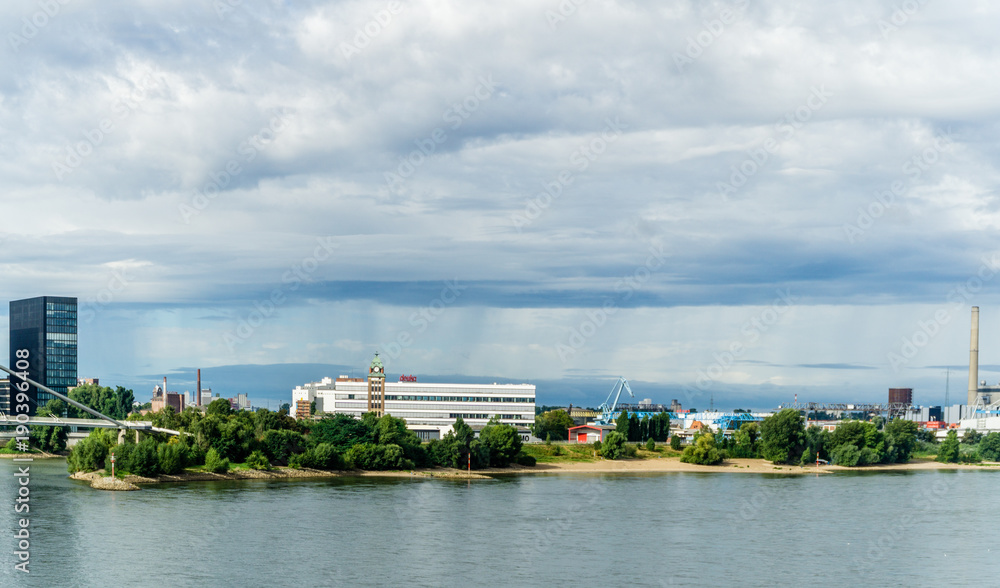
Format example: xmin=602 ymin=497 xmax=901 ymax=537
xmin=594 ymin=377 xmax=634 ymax=425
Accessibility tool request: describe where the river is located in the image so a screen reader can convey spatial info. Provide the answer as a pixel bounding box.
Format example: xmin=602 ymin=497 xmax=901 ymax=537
xmin=0 ymin=460 xmax=997 ymax=587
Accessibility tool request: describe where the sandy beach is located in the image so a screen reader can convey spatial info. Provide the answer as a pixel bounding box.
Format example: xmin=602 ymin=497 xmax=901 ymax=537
xmin=480 ymin=457 xmax=999 ymax=476
xmin=66 ymin=456 xmax=1000 ymax=489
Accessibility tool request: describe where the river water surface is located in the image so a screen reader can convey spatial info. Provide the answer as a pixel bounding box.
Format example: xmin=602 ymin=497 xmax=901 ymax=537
xmin=0 ymin=459 xmax=997 ymax=587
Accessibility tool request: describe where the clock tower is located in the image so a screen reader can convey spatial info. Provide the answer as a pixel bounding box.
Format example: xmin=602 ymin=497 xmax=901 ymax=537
xmin=367 ymin=352 xmax=386 ymax=416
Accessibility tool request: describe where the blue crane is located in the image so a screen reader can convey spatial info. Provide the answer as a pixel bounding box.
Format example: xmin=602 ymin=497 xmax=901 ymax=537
xmin=594 ymin=377 xmax=634 ymax=425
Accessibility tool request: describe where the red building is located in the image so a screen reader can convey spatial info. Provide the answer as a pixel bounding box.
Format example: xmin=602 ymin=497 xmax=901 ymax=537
xmin=567 ymin=424 xmax=615 ymax=443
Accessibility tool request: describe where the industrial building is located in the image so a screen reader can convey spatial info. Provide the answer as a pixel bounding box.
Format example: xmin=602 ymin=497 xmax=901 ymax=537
xmin=292 ymin=353 xmax=536 ymax=440
xmin=959 ymin=306 xmax=1000 ymax=430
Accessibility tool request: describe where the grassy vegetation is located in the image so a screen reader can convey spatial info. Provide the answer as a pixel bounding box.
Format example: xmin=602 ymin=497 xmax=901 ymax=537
xmin=521 ymin=442 xmax=683 ymax=463
xmin=522 ymin=443 xmax=598 ymax=463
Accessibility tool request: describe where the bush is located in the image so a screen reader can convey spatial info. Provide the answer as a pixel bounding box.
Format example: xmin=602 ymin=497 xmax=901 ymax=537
xmin=831 ymin=444 xmax=861 ymax=467
xmin=962 ymin=429 xmax=983 ymax=444
xmin=246 ymin=450 xmax=271 ymax=470
xmin=68 ymin=432 xmax=111 ymax=473
xmin=515 ymin=453 xmax=536 ymax=467
xmin=670 ymin=435 xmax=682 ymax=450
xmin=680 ymin=433 xmax=724 ymax=465
xmin=645 ymin=438 xmax=656 ymax=451
xmin=344 ymin=443 xmax=412 ymax=470
xmin=937 ymin=430 xmax=960 ymax=463
xmin=979 ymin=432 xmax=1000 ymax=461
xmin=479 ymin=420 xmax=523 ymax=467
xmin=959 ymin=450 xmax=982 ymax=464
xmin=602 ymin=431 xmax=627 ymax=460
xmin=260 ymin=429 xmax=306 ymax=464
xmin=625 ymin=444 xmax=638 ymax=458
xmin=291 ymin=443 xmax=343 ymax=470
xmin=311 ymin=443 xmax=343 ymax=470
xmin=205 ymin=448 xmax=230 ymax=473
xmin=592 ymin=440 xmax=601 ymax=451
xmin=157 ymin=442 xmax=185 ymax=475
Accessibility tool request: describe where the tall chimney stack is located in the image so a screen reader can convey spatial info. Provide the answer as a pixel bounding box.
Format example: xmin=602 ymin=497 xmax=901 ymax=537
xmin=969 ymin=306 xmax=980 ymax=405
xmin=197 ymin=369 xmax=202 ymax=407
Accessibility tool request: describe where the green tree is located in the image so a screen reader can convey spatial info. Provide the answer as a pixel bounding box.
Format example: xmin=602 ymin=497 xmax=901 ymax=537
xmin=937 ymin=430 xmax=960 ymax=463
xmin=157 ymin=442 xmax=185 ymax=475
xmin=602 ymin=431 xmax=626 ymax=460
xmin=206 ymin=398 xmax=232 ymax=417
xmin=670 ymin=435 xmax=682 ymax=450
xmin=68 ymin=383 xmax=135 ymax=420
xmin=344 ymin=443 xmax=411 ymax=470
xmin=883 ymin=419 xmax=918 ymax=463
xmin=67 ymin=429 xmax=115 ymax=472
xmin=615 ymin=411 xmax=630 ymax=438
xmin=309 ymin=443 xmax=343 ymax=470
xmin=309 ymin=413 xmax=375 ymax=451
xmin=650 ymin=412 xmax=671 ymax=442
xmin=645 ymin=437 xmax=656 ymax=451
xmin=680 ymin=432 xmax=724 ymax=465
xmin=532 ymin=409 xmax=575 ymax=441
xmin=962 ymin=429 xmax=983 ymax=444
xmin=730 ymin=422 xmax=761 ymax=459
xmin=639 ymin=415 xmax=649 ymax=442
xmin=129 ymin=438 xmax=161 ymax=477
xmin=828 ymin=420 xmax=884 ymax=465
xmin=479 ymin=417 xmax=523 ymax=467
xmin=802 ymin=425 xmax=830 ymax=462
xmin=979 ymin=432 xmax=1000 ymax=462
xmin=36 ymin=398 xmax=67 ymax=418
xmin=261 ymin=429 xmax=307 ymax=464
xmin=628 ymin=413 xmax=640 ymax=442
xmin=759 ymin=409 xmax=806 ymax=464
xmin=831 ymin=444 xmax=862 ymax=466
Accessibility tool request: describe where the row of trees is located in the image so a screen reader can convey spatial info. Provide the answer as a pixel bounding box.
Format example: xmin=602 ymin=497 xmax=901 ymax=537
xmin=937 ymin=430 xmax=1000 ymax=463
xmin=755 ymin=409 xmax=920 ymax=466
xmin=615 ymin=411 xmax=670 ymax=443
xmin=67 ymin=400 xmax=528 ymax=476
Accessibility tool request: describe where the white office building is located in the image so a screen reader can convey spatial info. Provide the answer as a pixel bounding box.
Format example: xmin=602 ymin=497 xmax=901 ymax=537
xmin=292 ymin=355 xmax=536 ymax=440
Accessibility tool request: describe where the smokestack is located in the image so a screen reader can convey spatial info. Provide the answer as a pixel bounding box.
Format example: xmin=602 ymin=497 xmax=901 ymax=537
xmin=969 ymin=306 xmax=980 ymax=405
xmin=197 ymin=369 xmax=202 ymax=407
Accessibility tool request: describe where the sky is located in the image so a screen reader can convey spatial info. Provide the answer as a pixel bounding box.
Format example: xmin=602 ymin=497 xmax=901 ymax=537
xmin=2 ymin=0 xmax=1000 ymax=411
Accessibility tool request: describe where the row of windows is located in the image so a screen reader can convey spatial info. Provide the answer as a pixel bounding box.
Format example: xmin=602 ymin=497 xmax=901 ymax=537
xmin=46 ymin=333 xmax=77 ymax=341
xmin=45 ymin=303 xmax=76 ymax=311
xmin=45 ymin=348 xmax=77 ymax=356
xmin=333 ymin=401 xmax=531 ymax=413
xmin=330 ymin=408 xmax=529 ymax=422
xmin=332 ymin=394 xmax=534 ymax=403
xmin=384 ymin=395 xmax=534 ymax=403
xmin=336 ymin=384 xmax=534 ymax=395
xmin=46 ymin=318 xmax=77 ymax=327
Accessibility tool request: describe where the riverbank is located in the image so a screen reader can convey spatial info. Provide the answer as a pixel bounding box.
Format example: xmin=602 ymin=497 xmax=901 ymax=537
xmin=69 ymin=466 xmax=493 ymax=487
xmin=501 ymin=457 xmax=998 ymax=475
xmin=68 ymin=456 xmax=999 ymax=488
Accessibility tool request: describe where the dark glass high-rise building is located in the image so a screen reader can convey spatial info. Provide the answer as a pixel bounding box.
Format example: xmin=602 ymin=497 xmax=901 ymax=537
xmin=9 ymin=296 xmax=77 ymax=415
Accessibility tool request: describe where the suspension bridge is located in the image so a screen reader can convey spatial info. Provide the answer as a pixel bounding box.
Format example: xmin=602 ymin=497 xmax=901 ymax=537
xmin=0 ymin=363 xmax=182 ymax=443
